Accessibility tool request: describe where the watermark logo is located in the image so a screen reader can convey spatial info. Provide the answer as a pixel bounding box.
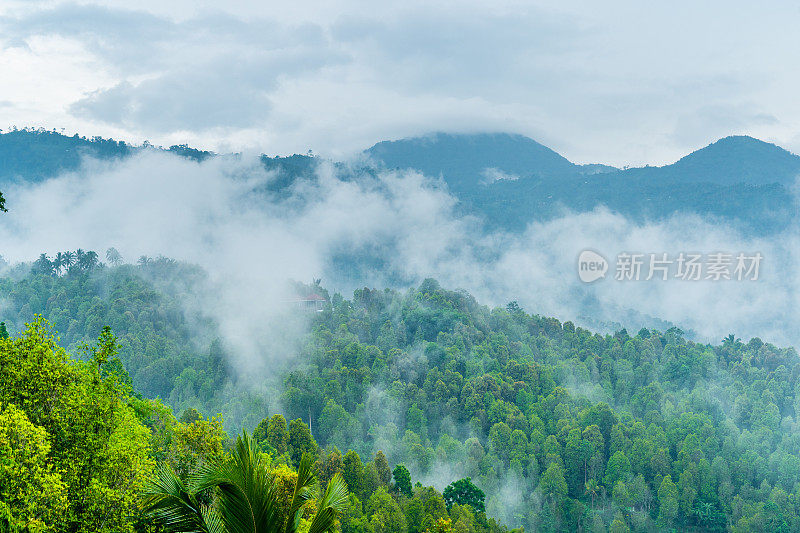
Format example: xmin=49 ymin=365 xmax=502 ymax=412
xmin=578 ymin=250 xmax=609 ymax=283
xmin=578 ymin=249 xmax=763 ymax=282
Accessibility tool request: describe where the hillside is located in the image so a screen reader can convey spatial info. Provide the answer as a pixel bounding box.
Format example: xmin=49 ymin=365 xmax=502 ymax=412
xmin=0 ymin=128 xmax=212 ymax=184
xmin=1 ymin=256 xmax=799 ymax=531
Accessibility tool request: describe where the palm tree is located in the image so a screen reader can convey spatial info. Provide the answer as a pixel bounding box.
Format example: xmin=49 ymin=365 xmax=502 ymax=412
xmin=143 ymin=432 xmax=348 ymax=533
xmin=75 ymin=249 xmax=86 ymax=270
xmin=84 ymin=250 xmax=99 ymax=270
xmin=585 ymin=479 xmax=599 ymax=510
xmin=32 ymin=253 xmax=54 ymax=276
xmin=62 ymin=251 xmax=75 ymax=270
xmin=54 ymin=252 xmax=64 ymax=275
xmin=106 ymin=247 xmax=123 ymax=266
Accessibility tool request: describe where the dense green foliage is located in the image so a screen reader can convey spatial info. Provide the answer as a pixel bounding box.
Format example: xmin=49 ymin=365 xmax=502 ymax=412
xmin=0 ymin=253 xmax=244 ymax=421
xmin=143 ymin=433 xmax=349 ymax=533
xmin=0 ymin=320 xmax=153 ymax=532
xmin=267 ymin=278 xmax=800 ymax=531
xmin=443 ymin=478 xmax=485 ymax=513
xmin=3 ymin=257 xmax=800 ymax=531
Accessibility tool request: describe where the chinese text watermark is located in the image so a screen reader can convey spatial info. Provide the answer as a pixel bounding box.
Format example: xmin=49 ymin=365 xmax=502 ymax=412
xmin=578 ymin=250 xmax=762 ymax=283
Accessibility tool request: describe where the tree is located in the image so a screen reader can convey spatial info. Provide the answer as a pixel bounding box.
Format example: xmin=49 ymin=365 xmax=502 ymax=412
xmin=319 ymin=400 xmax=350 ymax=444
xmin=374 ymin=451 xmax=391 ymax=486
xmin=610 ymin=511 xmax=630 ymax=533
xmin=0 ymin=319 xmax=153 ymax=532
xmin=319 ymin=448 xmax=344 ymax=484
xmin=392 ymin=464 xmax=413 ymax=498
xmin=253 ymin=417 xmax=272 ymax=450
xmin=180 ymin=407 xmax=203 ymax=424
xmin=0 ymin=404 xmax=68 ymax=532
xmin=585 ymin=479 xmax=600 ymax=510
xmin=31 ymin=253 xmax=54 ymax=276
xmin=288 ymin=418 xmax=318 ymax=465
xmin=488 ymin=422 xmax=512 ymax=462
xmin=74 ymin=249 xmax=86 ymax=272
xmin=143 ymin=432 xmax=349 ymax=533
xmin=342 ymin=450 xmax=365 ymax=497
xmin=264 ymin=414 xmax=290 ymax=455
xmin=443 ymin=478 xmax=485 ymax=513
xmin=428 ymin=517 xmax=454 ymax=533
xmin=563 ymin=428 xmax=587 ymax=497
xmin=612 ymin=480 xmax=631 ymax=509
xmin=359 ymin=463 xmax=379 ymax=502
xmin=167 ymin=414 xmax=227 ymax=480
xmin=106 ymin=247 xmax=123 ymax=266
xmin=367 ymin=487 xmax=407 ymax=533
xmin=53 ymin=252 xmax=64 ymax=274
xmin=539 ymin=463 xmax=568 ymax=502
xmin=658 ymin=475 xmax=679 ymax=525
xmin=62 ymin=250 xmax=75 ymax=269
xmin=604 ymin=451 xmax=631 ymax=489
xmin=0 ymin=322 xmax=7 ymax=340
xmin=83 ymin=250 xmax=100 ymax=270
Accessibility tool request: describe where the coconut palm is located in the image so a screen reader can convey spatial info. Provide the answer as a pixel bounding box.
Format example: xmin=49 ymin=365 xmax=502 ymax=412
xmin=54 ymin=252 xmax=64 ymax=275
xmin=75 ymin=249 xmax=86 ymax=270
xmin=84 ymin=250 xmax=99 ymax=270
xmin=143 ymin=432 xmax=348 ymax=533
xmin=62 ymin=250 xmax=75 ymax=270
xmin=106 ymin=247 xmax=123 ymax=266
xmin=585 ymin=479 xmax=599 ymax=510
xmin=32 ymin=253 xmax=54 ymax=276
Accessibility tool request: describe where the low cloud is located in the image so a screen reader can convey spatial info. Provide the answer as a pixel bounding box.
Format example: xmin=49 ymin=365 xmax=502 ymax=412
xmin=0 ymin=151 xmax=799 ymax=373
xmin=480 ymin=167 xmax=519 ymax=183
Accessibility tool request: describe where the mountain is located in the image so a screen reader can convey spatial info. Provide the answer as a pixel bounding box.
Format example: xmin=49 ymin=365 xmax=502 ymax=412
xmin=2 ymin=129 xmax=798 ymax=233
xmin=366 ymin=133 xmax=800 ymax=233
xmin=622 ymin=135 xmax=800 ymax=186
xmin=368 ymin=133 xmax=800 ymax=187
xmin=366 ymin=132 xmax=580 ymax=192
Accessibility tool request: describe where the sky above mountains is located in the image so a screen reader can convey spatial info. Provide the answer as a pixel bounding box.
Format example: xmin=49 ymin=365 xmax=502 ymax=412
xmin=1 ymin=1 xmax=799 ymax=167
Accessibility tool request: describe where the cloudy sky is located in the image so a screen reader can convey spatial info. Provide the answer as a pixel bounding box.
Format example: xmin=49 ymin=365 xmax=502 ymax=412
xmin=1 ymin=0 xmax=799 ymax=166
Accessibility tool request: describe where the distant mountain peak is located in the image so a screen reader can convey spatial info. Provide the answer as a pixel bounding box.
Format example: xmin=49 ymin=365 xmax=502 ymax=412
xmin=659 ymin=135 xmax=800 ymax=185
xmin=680 ymin=134 xmax=796 ymax=160
xmin=366 ymin=132 xmax=577 ymax=191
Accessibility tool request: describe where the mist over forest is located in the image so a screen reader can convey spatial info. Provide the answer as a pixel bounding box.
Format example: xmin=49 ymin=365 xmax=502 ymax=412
xmin=2 ymin=127 xmax=800 ymax=532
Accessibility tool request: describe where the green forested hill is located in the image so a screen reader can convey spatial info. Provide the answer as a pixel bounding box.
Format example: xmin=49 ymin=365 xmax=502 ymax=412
xmin=0 ymin=128 xmax=211 ymax=184
xmin=3 ymin=129 xmax=799 ymax=234
xmin=1 ymin=255 xmax=799 ymax=531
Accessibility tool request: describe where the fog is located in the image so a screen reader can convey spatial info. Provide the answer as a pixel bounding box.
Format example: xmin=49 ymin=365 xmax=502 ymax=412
xmin=0 ymin=149 xmax=798 ymax=370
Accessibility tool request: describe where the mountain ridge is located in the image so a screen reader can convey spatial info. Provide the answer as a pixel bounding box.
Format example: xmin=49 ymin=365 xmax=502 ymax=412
xmin=1 ymin=128 xmax=797 ymax=234
xmin=620 ymin=135 xmax=800 ymax=186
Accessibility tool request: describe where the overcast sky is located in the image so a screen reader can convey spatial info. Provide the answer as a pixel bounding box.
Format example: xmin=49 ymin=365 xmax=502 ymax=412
xmin=1 ymin=0 xmax=799 ymax=166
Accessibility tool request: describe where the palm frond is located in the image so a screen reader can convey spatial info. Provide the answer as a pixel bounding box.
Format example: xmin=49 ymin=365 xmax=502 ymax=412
xmin=318 ymin=473 xmax=349 ymax=515
xmin=192 ymin=431 xmax=281 ymax=533
xmin=306 ymin=473 xmax=350 ymax=533
xmin=286 ymin=452 xmax=319 ymax=533
xmin=200 ymin=505 xmax=227 ymax=533
xmin=307 ymin=508 xmax=338 ymax=533
xmin=141 ymin=463 xmax=215 ymax=533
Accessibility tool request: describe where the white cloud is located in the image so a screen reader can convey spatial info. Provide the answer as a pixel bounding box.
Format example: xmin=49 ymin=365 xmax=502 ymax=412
xmin=1 ymin=1 xmax=799 ymax=165
xmin=481 ymin=167 xmax=519 ymax=183
xmin=1 ymin=153 xmax=799 ymax=364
